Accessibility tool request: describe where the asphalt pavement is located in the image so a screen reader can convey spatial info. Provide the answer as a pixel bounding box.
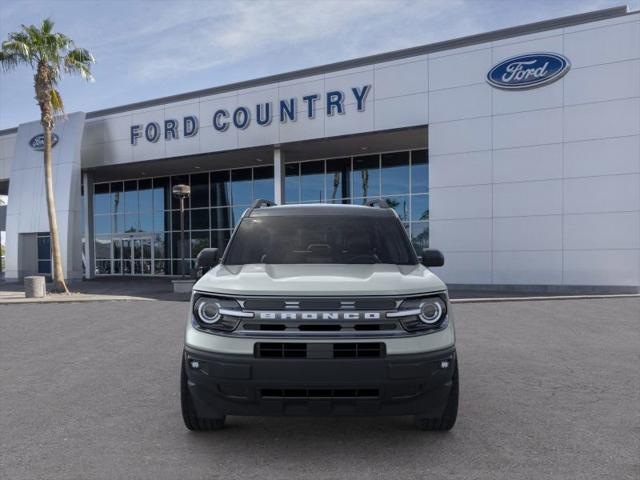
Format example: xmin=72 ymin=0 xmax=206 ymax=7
xmin=1 ymin=297 xmax=638 ymax=480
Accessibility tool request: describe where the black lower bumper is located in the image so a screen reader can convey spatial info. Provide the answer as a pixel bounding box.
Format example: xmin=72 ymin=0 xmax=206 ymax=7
xmin=183 ymin=345 xmax=456 ymax=417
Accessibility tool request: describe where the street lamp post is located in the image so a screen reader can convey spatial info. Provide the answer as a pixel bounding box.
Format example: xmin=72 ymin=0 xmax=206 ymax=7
xmin=172 ymin=184 xmax=191 ymax=278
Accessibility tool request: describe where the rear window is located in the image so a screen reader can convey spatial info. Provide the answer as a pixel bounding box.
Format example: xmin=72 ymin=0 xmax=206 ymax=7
xmin=223 ymin=215 xmax=417 ymax=265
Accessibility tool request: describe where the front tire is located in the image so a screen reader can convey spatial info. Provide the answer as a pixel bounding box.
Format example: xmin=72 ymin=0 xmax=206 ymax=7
xmin=181 ymin=358 xmax=225 ymax=431
xmin=415 ymin=362 xmax=459 ymax=431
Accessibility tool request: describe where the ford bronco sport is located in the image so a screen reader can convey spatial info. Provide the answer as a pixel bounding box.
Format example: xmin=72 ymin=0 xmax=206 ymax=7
xmin=181 ymin=199 xmax=458 ymax=431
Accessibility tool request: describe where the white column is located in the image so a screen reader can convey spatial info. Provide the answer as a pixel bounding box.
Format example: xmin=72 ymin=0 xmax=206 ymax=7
xmin=273 ymin=147 xmax=286 ymax=204
xmin=83 ymin=172 xmax=94 ymax=279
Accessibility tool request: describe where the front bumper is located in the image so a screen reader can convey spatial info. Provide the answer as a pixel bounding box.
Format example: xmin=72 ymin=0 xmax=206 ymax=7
xmin=184 ymin=345 xmax=456 ymax=417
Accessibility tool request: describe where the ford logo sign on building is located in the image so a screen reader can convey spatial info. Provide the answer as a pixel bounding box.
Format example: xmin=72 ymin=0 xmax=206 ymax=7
xmin=487 ymin=53 xmax=570 ymax=90
xmin=29 ymin=133 xmax=59 ymax=151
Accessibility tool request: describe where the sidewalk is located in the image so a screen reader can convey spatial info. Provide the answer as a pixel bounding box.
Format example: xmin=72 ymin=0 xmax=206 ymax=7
xmin=0 ymin=277 xmax=189 ymax=304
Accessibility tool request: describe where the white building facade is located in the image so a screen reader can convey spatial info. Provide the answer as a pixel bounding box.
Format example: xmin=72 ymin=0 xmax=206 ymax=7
xmin=0 ymin=6 xmax=638 ymax=292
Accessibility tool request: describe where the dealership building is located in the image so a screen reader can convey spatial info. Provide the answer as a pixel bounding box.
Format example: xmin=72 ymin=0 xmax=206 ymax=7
xmin=0 ymin=6 xmax=638 ymax=292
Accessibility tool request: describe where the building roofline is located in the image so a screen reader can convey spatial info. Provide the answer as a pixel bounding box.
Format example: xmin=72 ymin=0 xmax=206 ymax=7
xmin=0 ymin=5 xmax=631 ymax=136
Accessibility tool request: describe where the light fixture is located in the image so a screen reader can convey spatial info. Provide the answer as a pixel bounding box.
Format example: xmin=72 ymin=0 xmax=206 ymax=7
xmin=256 ymin=157 xmax=263 ymax=162
xmin=360 ymin=146 xmax=368 ymax=151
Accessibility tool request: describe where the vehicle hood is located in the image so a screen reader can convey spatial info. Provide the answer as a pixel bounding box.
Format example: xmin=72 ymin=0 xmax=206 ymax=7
xmin=193 ymin=264 xmax=446 ymax=296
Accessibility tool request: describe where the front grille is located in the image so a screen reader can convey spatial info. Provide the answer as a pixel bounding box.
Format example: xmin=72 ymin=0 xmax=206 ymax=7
xmin=257 ymin=343 xmax=307 ymax=358
xmin=255 ymin=342 xmax=385 ymax=359
xmin=260 ymin=388 xmax=380 ymax=399
xmin=333 ymin=343 xmax=384 ymax=358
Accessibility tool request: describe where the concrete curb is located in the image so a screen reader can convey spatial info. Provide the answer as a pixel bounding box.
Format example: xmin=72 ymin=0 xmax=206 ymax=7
xmin=0 ymin=295 xmax=155 ymax=304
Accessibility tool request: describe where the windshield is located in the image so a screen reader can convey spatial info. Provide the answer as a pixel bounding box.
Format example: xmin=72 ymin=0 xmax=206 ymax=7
xmin=223 ymin=215 xmax=417 ymax=265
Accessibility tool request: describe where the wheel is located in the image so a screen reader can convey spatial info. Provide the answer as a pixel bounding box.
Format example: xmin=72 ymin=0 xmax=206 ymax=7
xmin=181 ymin=358 xmax=226 ymax=431
xmin=415 ymin=362 xmax=459 ymax=431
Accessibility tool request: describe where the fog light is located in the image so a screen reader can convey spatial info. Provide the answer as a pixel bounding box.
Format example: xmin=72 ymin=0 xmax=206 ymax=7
xmin=440 ymin=360 xmax=450 ymax=369
xmin=189 ymin=360 xmax=200 ymax=369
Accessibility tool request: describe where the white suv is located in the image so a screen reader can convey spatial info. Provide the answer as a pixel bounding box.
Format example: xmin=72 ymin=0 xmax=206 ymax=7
xmin=181 ymin=200 xmax=458 ymax=431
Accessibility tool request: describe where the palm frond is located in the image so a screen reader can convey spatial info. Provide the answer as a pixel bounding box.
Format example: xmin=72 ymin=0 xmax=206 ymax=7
xmin=50 ymin=88 xmax=64 ymax=113
xmin=41 ymin=18 xmax=54 ymax=35
xmin=64 ymin=47 xmax=94 ymax=81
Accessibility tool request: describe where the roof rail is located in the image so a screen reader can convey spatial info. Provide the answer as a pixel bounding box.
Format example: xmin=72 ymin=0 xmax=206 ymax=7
xmin=251 ymin=199 xmax=277 ymax=209
xmin=364 ymin=199 xmax=389 ymax=209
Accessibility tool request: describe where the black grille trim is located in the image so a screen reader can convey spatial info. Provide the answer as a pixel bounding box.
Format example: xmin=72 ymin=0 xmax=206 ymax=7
xmin=255 ymin=342 xmax=385 ymax=359
xmin=260 ymin=388 xmax=380 ymax=399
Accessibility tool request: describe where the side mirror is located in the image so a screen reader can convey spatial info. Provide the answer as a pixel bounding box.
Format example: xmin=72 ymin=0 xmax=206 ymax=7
xmin=420 ymin=248 xmax=444 ymax=267
xmin=195 ymin=248 xmax=220 ymax=277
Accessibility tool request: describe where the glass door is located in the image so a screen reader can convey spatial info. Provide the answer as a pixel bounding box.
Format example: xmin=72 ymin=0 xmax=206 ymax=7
xmin=133 ymin=237 xmax=153 ymax=275
xmin=113 ymin=236 xmax=154 ymax=275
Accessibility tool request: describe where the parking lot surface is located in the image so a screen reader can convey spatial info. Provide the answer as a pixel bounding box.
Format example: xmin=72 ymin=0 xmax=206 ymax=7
xmin=1 ymin=297 xmax=638 ymax=480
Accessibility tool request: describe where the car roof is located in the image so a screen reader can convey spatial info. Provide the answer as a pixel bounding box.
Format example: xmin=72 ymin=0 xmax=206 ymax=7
xmin=248 ymin=203 xmax=396 ymax=217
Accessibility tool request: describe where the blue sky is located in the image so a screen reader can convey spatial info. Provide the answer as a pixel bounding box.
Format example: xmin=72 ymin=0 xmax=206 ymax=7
xmin=0 ymin=0 xmax=635 ymax=130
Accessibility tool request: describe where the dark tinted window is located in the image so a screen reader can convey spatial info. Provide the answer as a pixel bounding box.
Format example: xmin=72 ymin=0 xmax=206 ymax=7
xmin=224 ymin=215 xmax=417 ymax=265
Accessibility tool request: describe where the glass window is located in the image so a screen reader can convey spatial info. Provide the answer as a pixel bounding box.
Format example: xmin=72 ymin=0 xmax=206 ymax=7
xmin=190 ymin=231 xmax=209 ymax=257
xmin=111 ymin=182 xmax=123 ymax=216
xmin=225 ymin=215 xmax=417 ymax=265
xmin=211 ymin=229 xmax=231 ymax=251
xmin=190 ymin=173 xmax=209 ymax=208
xmin=95 ymin=236 xmax=111 ymax=259
xmin=94 ymin=183 xmax=110 ymax=214
xmin=154 ymin=211 xmax=169 ymax=232
xmin=253 ymin=166 xmax=274 ymax=201
xmin=37 ymin=235 xmax=50 ymax=260
xmin=325 ymin=158 xmax=350 ymax=203
xmin=138 ymin=179 xmax=153 ymax=212
xmin=411 ymin=149 xmax=428 ymax=193
xmin=231 ymin=169 xmax=252 ymax=205
xmin=411 ymin=194 xmax=429 ymax=221
xmin=113 ymin=238 xmax=122 ymax=260
xmin=154 ymin=260 xmax=170 ymax=275
xmin=94 ymin=215 xmax=111 ymax=235
xmin=139 ymin=212 xmax=153 ymax=232
xmin=172 ymin=210 xmax=190 ymax=231
xmin=111 ymin=214 xmax=124 ymax=234
xmin=96 ymin=260 xmax=111 ymax=275
xmin=384 ymin=195 xmax=409 ymax=221
xmin=153 ymin=177 xmax=170 ymax=211
xmin=153 ymin=233 xmax=168 ymax=259
xmin=211 ymin=207 xmax=230 ymax=230
xmin=38 ymin=260 xmax=51 ymax=274
xmin=191 ymin=208 xmax=209 ymax=230
xmin=411 ymin=222 xmax=429 ymax=252
xmin=381 ymin=152 xmax=410 ymax=195
xmin=124 ymin=180 xmax=138 ymax=212
xmin=172 ymin=259 xmax=193 ymax=277
xmin=172 ymin=232 xmax=188 ymax=259
xmin=285 ymin=163 xmax=300 ymax=204
xmin=124 ymin=213 xmax=139 ymax=233
xmin=171 ymin=175 xmax=190 ymax=209
xmin=300 ymin=161 xmax=324 ymax=202
xmin=352 ymin=155 xmax=380 ymax=199
xmin=231 ymin=206 xmax=248 ymax=226
xmin=211 ymin=171 xmax=231 ymax=207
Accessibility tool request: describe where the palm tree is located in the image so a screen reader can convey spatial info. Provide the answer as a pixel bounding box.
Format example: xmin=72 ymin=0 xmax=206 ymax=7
xmin=0 ymin=18 xmax=94 ymax=293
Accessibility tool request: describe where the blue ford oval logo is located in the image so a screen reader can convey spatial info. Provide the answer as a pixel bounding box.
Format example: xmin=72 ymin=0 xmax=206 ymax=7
xmin=29 ymin=133 xmax=59 ymax=151
xmin=487 ymin=53 xmax=570 ymax=90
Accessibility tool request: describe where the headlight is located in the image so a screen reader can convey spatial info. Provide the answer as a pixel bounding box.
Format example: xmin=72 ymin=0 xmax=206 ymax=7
xmin=389 ymin=294 xmax=448 ymax=332
xmin=195 ymin=297 xmax=221 ymax=324
xmin=192 ymin=294 xmax=251 ymax=331
xmin=419 ymin=298 xmax=445 ymax=324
